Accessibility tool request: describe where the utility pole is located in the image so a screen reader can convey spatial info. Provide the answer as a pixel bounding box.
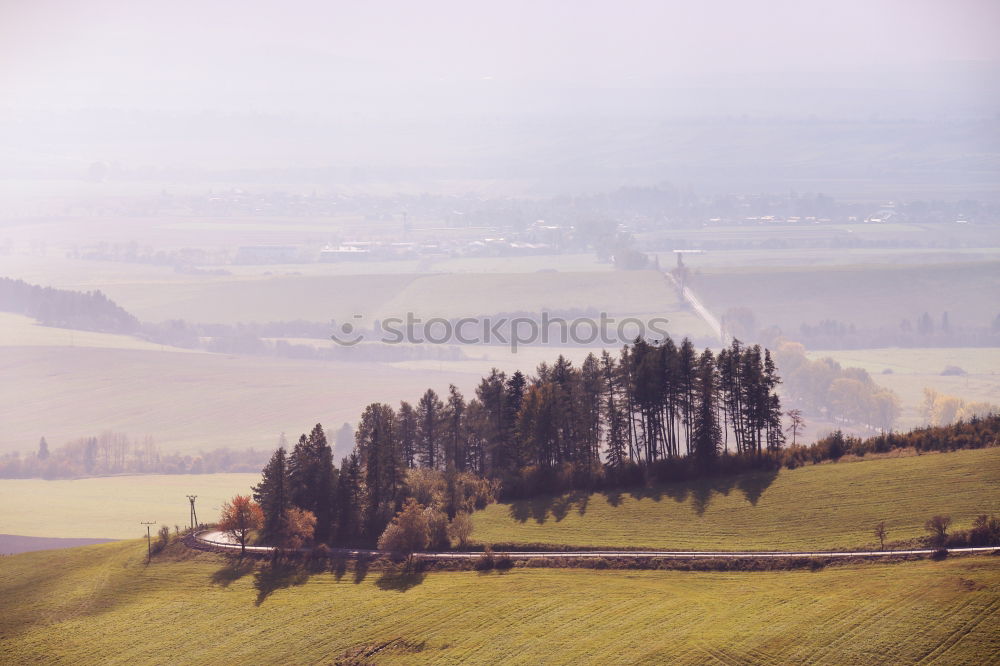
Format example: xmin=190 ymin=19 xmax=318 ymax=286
xmin=140 ymin=521 xmax=156 ymax=562
xmin=187 ymin=495 xmax=198 ymax=531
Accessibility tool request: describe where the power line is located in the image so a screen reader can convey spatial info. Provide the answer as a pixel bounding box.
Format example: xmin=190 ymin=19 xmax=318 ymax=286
xmin=186 ymin=495 xmax=198 ymax=531
xmin=140 ymin=521 xmax=156 ymax=562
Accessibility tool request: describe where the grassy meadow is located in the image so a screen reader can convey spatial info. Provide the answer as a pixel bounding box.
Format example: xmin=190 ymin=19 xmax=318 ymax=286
xmin=473 ymin=448 xmax=1000 ymax=551
xmin=1 ymin=540 xmax=997 ymax=664
xmin=0 ymin=473 xmax=261 ymax=539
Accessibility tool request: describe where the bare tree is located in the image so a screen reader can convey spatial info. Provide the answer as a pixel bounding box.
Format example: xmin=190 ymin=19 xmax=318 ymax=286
xmin=925 ymin=515 xmax=952 ymax=547
xmin=783 ymin=408 xmax=805 ymax=446
xmin=874 ymin=520 xmax=887 ymax=550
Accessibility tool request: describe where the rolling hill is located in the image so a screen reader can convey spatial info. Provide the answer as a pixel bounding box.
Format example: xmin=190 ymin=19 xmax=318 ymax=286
xmin=1 ymin=540 xmax=997 ymax=664
xmin=473 ymin=448 xmax=1000 ymax=551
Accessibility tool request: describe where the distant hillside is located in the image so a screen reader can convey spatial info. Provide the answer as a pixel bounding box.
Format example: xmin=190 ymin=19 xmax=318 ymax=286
xmin=0 ymin=277 xmax=139 ymax=334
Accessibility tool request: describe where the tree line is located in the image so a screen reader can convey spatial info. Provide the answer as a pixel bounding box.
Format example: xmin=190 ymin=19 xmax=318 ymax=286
xmin=251 ymin=427 xmax=496 ymax=549
xmin=0 ymin=277 xmax=139 ymax=333
xmin=348 ymin=337 xmax=785 ymax=498
xmin=0 ymin=432 xmax=271 ymax=479
xmin=249 ymin=336 xmax=786 ymax=548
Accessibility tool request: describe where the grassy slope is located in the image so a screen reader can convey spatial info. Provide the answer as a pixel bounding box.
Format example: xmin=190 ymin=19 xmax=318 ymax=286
xmin=1 ymin=541 xmax=997 ymax=664
xmin=474 ymin=448 xmax=1000 ymax=551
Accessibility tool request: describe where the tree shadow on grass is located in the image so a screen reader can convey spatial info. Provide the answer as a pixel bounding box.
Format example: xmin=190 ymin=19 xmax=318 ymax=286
xmin=253 ymin=561 xmax=311 ymax=606
xmin=210 ymin=557 xmax=255 ymax=588
xmin=507 ymin=489 xmax=590 ymax=525
xmin=375 ymin=564 xmax=426 ymax=592
xmin=736 ymin=469 xmax=780 ymax=506
xmin=353 ymin=553 xmax=371 ymax=584
xmin=599 ymin=468 xmax=779 ymax=516
xmin=505 ymin=466 xmax=782 ymax=523
xmin=330 ymin=554 xmax=348 ymax=582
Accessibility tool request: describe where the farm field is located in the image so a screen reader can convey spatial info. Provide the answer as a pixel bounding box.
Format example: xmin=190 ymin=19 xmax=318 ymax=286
xmin=99 ymin=273 xmax=418 ymax=324
xmin=807 ymin=347 xmax=1000 ymax=427
xmin=473 ymin=448 xmax=1000 ymax=551
xmin=0 ymin=313 xmax=200 ymax=353
xmin=653 ymin=247 xmax=1000 ymax=270
xmin=0 ymin=345 xmax=480 ymax=455
xmin=1 ymin=540 xmax=997 ymax=664
xmin=369 ymin=270 xmax=681 ymax=320
xmin=691 ymin=261 xmax=1000 ymax=332
xmin=644 ymin=221 xmax=1000 ymax=248
xmin=0 ymin=473 xmax=261 ymax=539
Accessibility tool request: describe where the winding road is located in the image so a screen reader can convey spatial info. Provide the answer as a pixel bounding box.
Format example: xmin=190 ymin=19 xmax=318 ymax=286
xmin=195 ymin=530 xmax=998 ymax=560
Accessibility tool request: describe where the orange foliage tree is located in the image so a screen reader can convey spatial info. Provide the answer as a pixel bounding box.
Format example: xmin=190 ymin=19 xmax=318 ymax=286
xmin=219 ymin=494 xmax=264 ymax=555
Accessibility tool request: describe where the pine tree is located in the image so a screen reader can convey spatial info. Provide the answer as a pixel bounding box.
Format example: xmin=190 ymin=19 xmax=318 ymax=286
xmin=691 ymin=349 xmax=721 ymax=465
xmin=396 ymin=401 xmax=418 ymax=468
xmin=287 ymin=424 xmax=337 ymax=542
xmin=445 ymin=385 xmax=467 ymax=471
xmin=417 ymin=389 xmax=444 ymax=469
xmin=252 ymin=443 xmax=288 ymax=542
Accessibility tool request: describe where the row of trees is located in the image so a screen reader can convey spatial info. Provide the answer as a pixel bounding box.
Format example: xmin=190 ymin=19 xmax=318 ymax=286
xmin=921 ymin=388 xmax=999 ymax=428
xmin=249 ymin=336 xmax=784 ymax=547
xmin=0 ymin=433 xmax=272 ymax=479
xmin=251 ymin=425 xmax=496 ymax=548
xmin=369 ymin=338 xmax=784 ymax=484
xmin=0 ymin=277 xmax=139 ymax=333
xmin=774 ymin=341 xmax=901 ymax=433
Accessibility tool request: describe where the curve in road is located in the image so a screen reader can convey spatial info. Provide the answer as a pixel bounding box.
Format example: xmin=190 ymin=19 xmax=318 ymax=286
xmin=194 ymin=530 xmax=998 ymax=560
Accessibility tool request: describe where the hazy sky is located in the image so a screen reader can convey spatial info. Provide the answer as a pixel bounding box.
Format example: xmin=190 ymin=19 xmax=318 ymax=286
xmin=3 ymin=0 xmax=998 ymax=113
xmin=1 ymin=1 xmax=998 ymax=193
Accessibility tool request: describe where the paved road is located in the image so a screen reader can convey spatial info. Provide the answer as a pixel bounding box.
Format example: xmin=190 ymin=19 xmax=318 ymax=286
xmin=195 ymin=531 xmax=998 ymax=560
xmin=663 ymin=271 xmax=727 ymax=344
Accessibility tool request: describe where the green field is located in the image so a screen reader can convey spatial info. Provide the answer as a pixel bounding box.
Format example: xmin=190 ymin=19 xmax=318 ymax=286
xmin=0 ymin=474 xmax=261 ymax=539
xmin=473 ymin=448 xmax=1000 ymax=551
xmin=1 ymin=540 xmax=997 ymax=664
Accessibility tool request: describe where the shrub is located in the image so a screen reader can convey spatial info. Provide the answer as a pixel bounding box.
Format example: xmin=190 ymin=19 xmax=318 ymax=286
xmin=475 ymin=546 xmax=495 ymax=571
xmin=925 ymin=515 xmax=952 ymax=546
xmin=969 ymin=514 xmax=1000 ymax=547
xmin=424 ymin=507 xmax=450 ymax=550
xmin=378 ymin=499 xmax=430 ymax=559
xmin=152 ymin=525 xmax=171 ymax=554
xmin=941 ymin=365 xmax=967 ymax=376
xmin=447 ymin=512 xmax=474 ymax=549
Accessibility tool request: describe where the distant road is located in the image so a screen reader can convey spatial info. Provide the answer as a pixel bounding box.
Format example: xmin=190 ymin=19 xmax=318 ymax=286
xmin=195 ymin=530 xmax=997 ymax=560
xmin=663 ymin=272 xmax=727 ymax=344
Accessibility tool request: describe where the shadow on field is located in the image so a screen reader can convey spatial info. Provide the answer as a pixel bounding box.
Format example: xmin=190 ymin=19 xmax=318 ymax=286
xmin=375 ymin=565 xmax=426 ymax=592
xmin=210 ymin=558 xmax=255 ymax=587
xmin=506 ymin=468 xmax=780 ymax=522
xmin=253 ymin=561 xmax=312 ymax=606
xmin=507 ymin=490 xmax=591 ymax=524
